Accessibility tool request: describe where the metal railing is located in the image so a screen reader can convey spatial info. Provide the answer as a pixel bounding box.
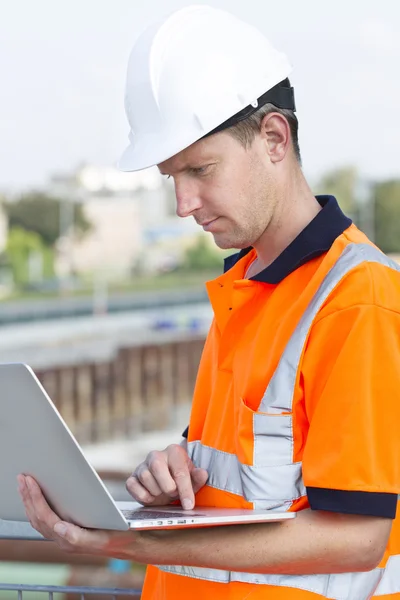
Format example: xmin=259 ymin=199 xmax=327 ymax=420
xmin=0 ymin=582 xmax=141 ymax=599
xmin=0 ymin=529 xmax=142 ymax=598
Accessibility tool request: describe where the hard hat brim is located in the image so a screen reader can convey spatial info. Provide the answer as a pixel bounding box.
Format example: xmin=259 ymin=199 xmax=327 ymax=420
xmin=117 ymin=143 xmax=155 ymax=172
xmin=117 ymin=129 xmax=207 ymax=173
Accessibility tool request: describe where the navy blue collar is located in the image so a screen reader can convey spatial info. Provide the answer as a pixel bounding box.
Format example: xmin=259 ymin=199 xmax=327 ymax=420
xmin=223 ymin=195 xmax=352 ymax=284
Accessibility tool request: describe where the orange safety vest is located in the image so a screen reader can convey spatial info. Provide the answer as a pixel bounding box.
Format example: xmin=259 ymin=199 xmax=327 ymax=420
xmin=142 ymin=224 xmax=400 ymax=599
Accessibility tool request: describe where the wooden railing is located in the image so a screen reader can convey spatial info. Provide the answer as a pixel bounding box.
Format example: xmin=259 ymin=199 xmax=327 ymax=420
xmin=35 ymin=334 xmax=206 ymax=445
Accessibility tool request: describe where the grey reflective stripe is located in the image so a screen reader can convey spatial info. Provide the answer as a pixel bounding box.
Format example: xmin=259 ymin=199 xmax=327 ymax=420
xmin=260 ymin=243 xmax=400 ymax=413
xmin=253 ymin=412 xmax=293 ymax=465
xmin=191 ymin=413 xmax=296 ymax=468
xmin=188 ymin=440 xmax=305 ymax=504
xmin=157 ymin=565 xmax=388 ymax=599
xmin=374 ymin=554 xmax=400 ymax=595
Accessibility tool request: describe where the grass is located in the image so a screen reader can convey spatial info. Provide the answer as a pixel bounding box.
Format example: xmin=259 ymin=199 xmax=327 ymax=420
xmin=1 ymin=269 xmax=221 ymax=303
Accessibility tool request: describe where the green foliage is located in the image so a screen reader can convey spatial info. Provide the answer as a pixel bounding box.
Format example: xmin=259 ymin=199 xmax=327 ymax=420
xmin=0 ymin=250 xmax=11 ymax=286
xmin=182 ymin=235 xmax=225 ymax=271
xmin=315 ymin=169 xmax=400 ymax=252
xmin=6 ymin=227 xmax=54 ymax=286
xmin=374 ymin=180 xmax=400 ymax=253
xmin=3 ymin=192 xmax=91 ymax=247
xmin=315 ymin=166 xmax=359 ymax=219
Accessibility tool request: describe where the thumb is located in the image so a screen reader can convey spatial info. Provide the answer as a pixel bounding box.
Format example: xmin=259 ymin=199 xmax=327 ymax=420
xmin=191 ymin=467 xmax=209 ymax=493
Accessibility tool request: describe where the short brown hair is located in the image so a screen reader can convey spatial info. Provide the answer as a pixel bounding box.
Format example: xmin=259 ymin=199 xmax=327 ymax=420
xmin=227 ymin=102 xmax=301 ymax=164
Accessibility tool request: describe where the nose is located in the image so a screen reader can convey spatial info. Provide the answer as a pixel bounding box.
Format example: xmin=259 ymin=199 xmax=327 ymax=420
xmin=174 ymin=178 xmax=203 ymax=218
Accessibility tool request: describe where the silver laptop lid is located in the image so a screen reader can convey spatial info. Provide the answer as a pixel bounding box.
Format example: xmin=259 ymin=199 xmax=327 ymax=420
xmin=0 ymin=363 xmax=128 ymax=530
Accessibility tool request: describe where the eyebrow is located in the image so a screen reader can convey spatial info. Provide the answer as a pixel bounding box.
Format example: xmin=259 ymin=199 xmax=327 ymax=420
xmin=159 ymin=160 xmax=216 ymax=177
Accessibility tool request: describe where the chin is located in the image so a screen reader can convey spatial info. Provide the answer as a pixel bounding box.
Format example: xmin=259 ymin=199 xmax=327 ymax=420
xmin=212 ymin=235 xmax=232 ymax=250
xmin=212 ymin=235 xmax=250 ymax=251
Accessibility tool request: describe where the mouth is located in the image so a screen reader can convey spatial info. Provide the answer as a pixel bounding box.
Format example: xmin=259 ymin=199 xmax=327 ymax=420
xmin=200 ymin=218 xmax=219 ymax=231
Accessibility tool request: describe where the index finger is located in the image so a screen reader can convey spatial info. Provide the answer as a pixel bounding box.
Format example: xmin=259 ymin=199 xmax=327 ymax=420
xmin=167 ymin=445 xmax=196 ymax=510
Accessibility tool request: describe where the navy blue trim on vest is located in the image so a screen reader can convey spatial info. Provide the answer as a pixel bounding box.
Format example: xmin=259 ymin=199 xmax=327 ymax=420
xmin=307 ymin=487 xmax=397 ymax=519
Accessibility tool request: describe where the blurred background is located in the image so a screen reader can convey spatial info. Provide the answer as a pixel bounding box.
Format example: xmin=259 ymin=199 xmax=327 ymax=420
xmin=0 ymin=0 xmax=399 ymax=596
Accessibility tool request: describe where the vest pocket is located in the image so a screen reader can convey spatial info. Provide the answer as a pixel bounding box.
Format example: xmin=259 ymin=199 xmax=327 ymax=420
xmin=236 ymin=399 xmax=303 ymax=505
xmin=238 ymin=398 xmax=294 ymax=467
xmin=238 ymin=399 xmax=305 ymax=505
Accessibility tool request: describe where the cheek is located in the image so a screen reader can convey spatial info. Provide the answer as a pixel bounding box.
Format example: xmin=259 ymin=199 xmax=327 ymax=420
xmin=201 ymin=178 xmax=233 ymax=212
xmin=203 ymin=163 xmax=263 ymax=221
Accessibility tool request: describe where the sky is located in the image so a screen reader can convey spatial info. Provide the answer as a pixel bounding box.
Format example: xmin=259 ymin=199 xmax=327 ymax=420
xmin=1 ymin=0 xmax=400 ymax=192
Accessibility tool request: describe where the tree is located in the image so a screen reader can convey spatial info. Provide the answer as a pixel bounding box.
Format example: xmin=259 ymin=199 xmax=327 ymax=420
xmin=314 ymin=167 xmax=359 ymax=220
xmin=6 ymin=227 xmax=54 ymax=286
xmin=315 ymin=168 xmax=400 ymax=252
xmin=3 ymin=192 xmax=91 ymax=248
xmin=182 ymin=235 xmax=225 ymax=271
xmin=374 ymin=180 xmax=400 ymax=253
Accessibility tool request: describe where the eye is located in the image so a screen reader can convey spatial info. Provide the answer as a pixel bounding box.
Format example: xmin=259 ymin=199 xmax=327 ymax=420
xmin=190 ymin=165 xmax=210 ymax=176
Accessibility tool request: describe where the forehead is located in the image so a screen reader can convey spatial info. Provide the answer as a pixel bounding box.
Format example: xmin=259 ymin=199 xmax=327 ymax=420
xmin=157 ymin=131 xmax=238 ymax=174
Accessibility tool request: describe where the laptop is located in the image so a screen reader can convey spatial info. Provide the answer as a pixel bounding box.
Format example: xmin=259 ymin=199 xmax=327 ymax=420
xmin=0 ymin=363 xmax=296 ymax=531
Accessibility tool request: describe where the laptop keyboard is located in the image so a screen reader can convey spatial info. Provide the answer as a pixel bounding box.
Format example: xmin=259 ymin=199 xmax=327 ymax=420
xmin=121 ymin=509 xmax=204 ymax=520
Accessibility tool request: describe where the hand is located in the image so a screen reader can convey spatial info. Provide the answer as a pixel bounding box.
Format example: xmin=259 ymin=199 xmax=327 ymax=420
xmin=126 ymin=444 xmax=208 ymax=510
xmin=17 ymin=475 xmax=141 ymax=559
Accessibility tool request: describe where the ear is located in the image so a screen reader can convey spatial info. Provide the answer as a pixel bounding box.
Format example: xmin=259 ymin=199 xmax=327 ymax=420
xmin=259 ymin=113 xmax=291 ymax=163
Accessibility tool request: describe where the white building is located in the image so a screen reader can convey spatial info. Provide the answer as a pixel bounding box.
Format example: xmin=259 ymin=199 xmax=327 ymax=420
xmin=64 ymin=195 xmax=142 ymax=277
xmin=49 ymin=163 xmax=169 ymax=220
xmin=49 ymin=164 xmax=202 ymax=277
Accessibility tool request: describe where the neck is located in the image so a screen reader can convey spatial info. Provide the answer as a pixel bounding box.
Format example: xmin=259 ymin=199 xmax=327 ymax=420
xmin=252 ymin=169 xmax=321 ymax=274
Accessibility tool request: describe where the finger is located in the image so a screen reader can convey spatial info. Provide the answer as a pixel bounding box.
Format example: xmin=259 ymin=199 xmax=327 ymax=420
xmin=17 ymin=475 xmax=35 ymax=520
xmin=126 ymin=475 xmax=157 ymax=505
xmin=26 ymin=476 xmax=60 ymax=531
xmin=191 ymin=468 xmax=209 ymax=494
xmin=23 ymin=477 xmax=107 ymax=552
xmin=147 ymin=453 xmax=179 ymax=498
xmin=136 ymin=468 xmax=163 ymax=498
xmin=19 ymin=476 xmax=59 ymax=538
xmin=167 ymin=446 xmax=196 ymax=509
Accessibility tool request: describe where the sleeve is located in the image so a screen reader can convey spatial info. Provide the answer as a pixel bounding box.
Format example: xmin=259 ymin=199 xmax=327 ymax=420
xmin=301 ymin=303 xmax=400 ymax=518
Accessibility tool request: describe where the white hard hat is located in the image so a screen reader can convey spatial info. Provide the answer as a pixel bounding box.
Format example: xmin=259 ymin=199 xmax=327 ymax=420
xmin=118 ymin=5 xmax=294 ymax=172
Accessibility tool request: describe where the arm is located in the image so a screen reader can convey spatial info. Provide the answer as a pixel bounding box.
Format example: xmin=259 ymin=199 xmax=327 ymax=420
xmin=18 ymin=474 xmax=390 ymax=573
xmin=142 ymin=509 xmax=391 ymax=574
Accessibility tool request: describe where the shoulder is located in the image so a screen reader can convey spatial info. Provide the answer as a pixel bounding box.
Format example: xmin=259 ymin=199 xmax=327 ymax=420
xmin=317 ymin=241 xmax=400 ymax=322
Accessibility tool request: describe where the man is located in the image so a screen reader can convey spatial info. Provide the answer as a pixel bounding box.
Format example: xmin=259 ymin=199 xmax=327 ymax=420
xmin=18 ymin=5 xmax=400 ymax=599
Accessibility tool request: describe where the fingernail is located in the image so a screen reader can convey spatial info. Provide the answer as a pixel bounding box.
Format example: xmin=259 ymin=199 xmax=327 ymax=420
xmin=54 ymin=523 xmax=68 ymax=537
xmin=182 ymin=499 xmax=193 ymax=510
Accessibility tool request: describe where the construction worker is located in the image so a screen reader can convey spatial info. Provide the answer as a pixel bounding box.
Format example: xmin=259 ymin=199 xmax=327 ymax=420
xmin=19 ymin=5 xmax=400 ymax=599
